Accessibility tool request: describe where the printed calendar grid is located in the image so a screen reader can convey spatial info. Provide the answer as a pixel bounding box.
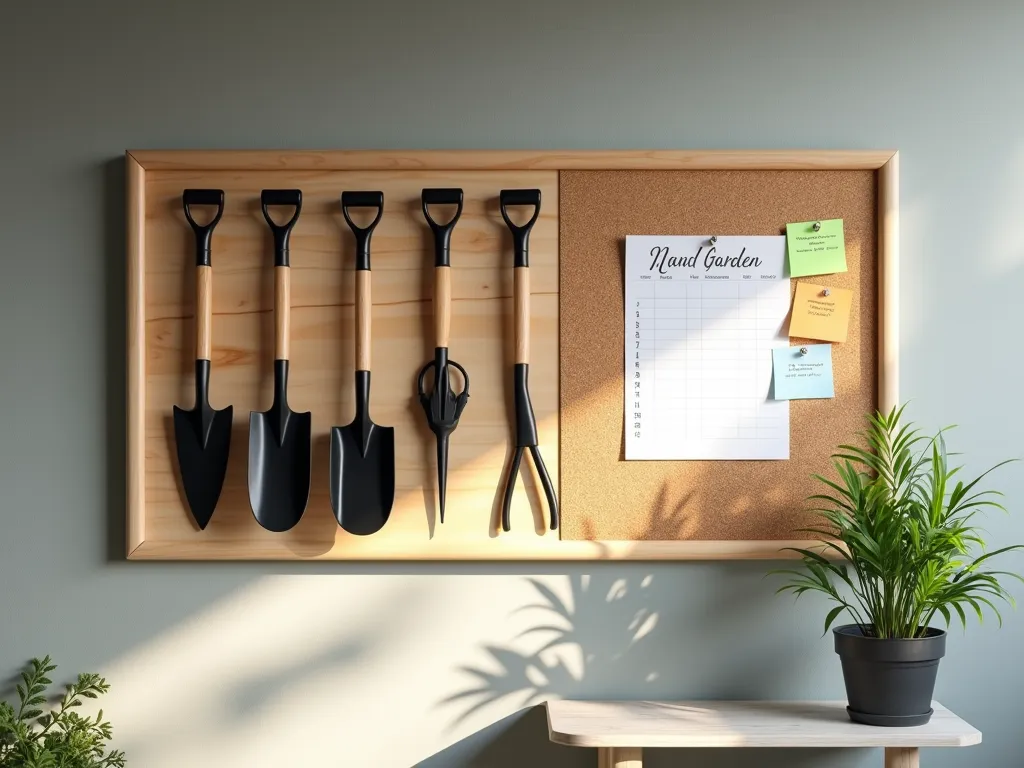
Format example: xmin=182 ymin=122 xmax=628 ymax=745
xmin=626 ymin=236 xmax=790 ymax=461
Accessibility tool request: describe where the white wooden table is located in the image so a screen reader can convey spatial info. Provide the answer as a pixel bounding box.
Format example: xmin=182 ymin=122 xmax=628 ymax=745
xmin=546 ymin=701 xmax=981 ymax=767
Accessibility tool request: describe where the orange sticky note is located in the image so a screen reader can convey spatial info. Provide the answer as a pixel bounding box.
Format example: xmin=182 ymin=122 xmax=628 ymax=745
xmin=789 ymin=282 xmax=853 ymax=342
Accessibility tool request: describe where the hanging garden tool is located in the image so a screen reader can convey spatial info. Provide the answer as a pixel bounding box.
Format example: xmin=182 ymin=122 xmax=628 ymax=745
xmin=330 ymin=191 xmax=395 ymax=535
xmin=498 ymin=189 xmax=558 ymax=532
xmin=248 ymin=189 xmax=311 ymax=532
xmin=174 ymin=189 xmax=232 ymax=530
xmin=417 ymin=188 xmax=470 ymax=524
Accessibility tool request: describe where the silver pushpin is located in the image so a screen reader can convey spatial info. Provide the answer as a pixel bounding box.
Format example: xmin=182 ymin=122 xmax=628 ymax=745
xmin=799 ymin=347 xmax=809 ymax=356
xmin=812 ymin=221 xmax=822 ymax=232
xmin=822 ymin=288 xmax=831 ymax=297
xmin=709 ymin=235 xmax=718 ymax=245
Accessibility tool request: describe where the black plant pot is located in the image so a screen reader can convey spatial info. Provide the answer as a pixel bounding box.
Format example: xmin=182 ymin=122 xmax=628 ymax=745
xmin=833 ymin=624 xmax=946 ymax=726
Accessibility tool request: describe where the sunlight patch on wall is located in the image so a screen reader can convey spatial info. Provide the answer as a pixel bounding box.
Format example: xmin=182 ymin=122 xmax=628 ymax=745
xmin=96 ymin=574 xmax=593 ymax=768
xmin=981 ymin=146 xmax=1024 ymax=275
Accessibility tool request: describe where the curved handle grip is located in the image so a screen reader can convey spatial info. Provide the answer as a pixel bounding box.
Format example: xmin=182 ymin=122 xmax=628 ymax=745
xmin=499 ymin=188 xmax=541 ymax=268
xmin=422 ymin=187 xmax=464 ymax=207
xmin=341 ymin=190 xmax=383 ymax=271
xmin=261 ymin=189 xmax=303 ymax=265
xmin=261 ymin=188 xmax=302 ymax=207
xmin=182 ymin=188 xmax=224 ymax=266
xmin=421 ymin=188 xmax=463 ymax=267
xmin=342 ymin=190 xmax=385 ymax=211
xmin=500 ymin=188 xmax=541 ymax=209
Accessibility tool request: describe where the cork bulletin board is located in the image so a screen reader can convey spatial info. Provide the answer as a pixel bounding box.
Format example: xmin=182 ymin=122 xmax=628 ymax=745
xmin=560 ymin=169 xmax=882 ymax=543
xmin=126 ymin=150 xmax=898 ymax=560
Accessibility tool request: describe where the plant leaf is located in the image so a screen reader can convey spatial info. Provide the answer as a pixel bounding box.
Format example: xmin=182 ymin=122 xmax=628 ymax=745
xmin=823 ymin=605 xmax=847 ymax=635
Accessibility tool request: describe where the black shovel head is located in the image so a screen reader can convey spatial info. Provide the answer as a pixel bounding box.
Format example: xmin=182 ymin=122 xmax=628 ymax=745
xmin=330 ymin=420 xmax=396 ymax=535
xmin=173 ymin=403 xmax=232 ymax=530
xmin=329 ymin=372 xmax=395 ymax=534
xmin=248 ymin=399 xmax=311 ymax=533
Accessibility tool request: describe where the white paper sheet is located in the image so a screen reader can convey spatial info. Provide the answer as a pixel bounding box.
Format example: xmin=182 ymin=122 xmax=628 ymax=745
xmin=625 ymin=235 xmax=790 ymax=460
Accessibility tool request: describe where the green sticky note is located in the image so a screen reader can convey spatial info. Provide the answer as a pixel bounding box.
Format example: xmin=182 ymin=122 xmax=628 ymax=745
xmin=787 ymin=219 xmax=847 ymax=277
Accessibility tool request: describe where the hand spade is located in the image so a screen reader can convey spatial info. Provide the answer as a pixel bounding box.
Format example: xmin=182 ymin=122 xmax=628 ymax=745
xmin=248 ymin=189 xmax=311 ymax=532
xmin=330 ymin=191 xmax=396 ymax=535
xmin=173 ymin=189 xmax=232 ymax=530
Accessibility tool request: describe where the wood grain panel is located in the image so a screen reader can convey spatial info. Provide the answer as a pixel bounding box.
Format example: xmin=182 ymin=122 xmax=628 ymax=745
xmin=129 ymin=149 xmax=896 ymax=172
xmin=137 ymin=169 xmax=558 ymax=559
xmin=879 ymin=153 xmax=900 ymax=410
xmin=126 ymin=154 xmax=146 ymax=554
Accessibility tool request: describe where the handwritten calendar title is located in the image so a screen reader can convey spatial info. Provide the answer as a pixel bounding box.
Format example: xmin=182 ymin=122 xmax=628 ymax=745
xmin=648 ymin=245 xmax=762 ymax=275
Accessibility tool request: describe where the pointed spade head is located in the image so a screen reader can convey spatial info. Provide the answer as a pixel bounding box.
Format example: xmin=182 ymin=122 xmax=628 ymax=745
xmin=173 ymin=403 xmax=232 ymax=530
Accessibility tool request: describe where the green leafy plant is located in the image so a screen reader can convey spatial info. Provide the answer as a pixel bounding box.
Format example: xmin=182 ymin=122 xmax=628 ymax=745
xmin=775 ymin=405 xmax=1024 ymax=639
xmin=0 ymin=656 xmax=125 ymax=768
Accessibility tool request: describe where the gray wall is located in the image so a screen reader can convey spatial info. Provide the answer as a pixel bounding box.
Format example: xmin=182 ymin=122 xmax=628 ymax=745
xmin=2 ymin=1 xmax=1023 ymax=766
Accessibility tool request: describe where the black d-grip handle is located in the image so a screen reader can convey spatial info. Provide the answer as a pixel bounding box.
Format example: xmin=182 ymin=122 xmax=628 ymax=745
xmin=341 ymin=191 xmax=384 ymax=271
xmin=261 ymin=189 xmax=302 ymax=266
xmin=422 ymin=188 xmax=464 ymax=266
xmin=184 ymin=188 xmax=224 ymax=207
xmin=182 ymin=189 xmax=225 ymax=266
xmin=422 ymin=188 xmax=464 ymax=207
xmin=499 ymin=188 xmax=541 ymax=268
xmin=500 ymin=188 xmax=541 ymax=208
xmin=342 ymin=190 xmax=384 ymax=210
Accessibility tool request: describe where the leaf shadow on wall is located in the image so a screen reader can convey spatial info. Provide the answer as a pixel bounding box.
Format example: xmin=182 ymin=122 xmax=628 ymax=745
xmin=414 ymin=498 xmax=862 ymax=768
xmin=434 ymin=484 xmax=694 ymax=734
xmin=441 ymin=573 xmax=662 ymax=724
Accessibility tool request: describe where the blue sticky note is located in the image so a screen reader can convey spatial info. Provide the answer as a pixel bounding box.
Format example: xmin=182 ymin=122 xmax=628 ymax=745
xmin=772 ymin=344 xmax=835 ymax=400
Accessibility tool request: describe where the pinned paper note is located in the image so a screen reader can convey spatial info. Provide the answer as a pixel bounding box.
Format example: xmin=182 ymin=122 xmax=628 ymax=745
xmin=787 ymin=219 xmax=847 ymax=277
xmin=772 ymin=344 xmax=835 ymax=400
xmin=789 ymin=282 xmax=853 ymax=342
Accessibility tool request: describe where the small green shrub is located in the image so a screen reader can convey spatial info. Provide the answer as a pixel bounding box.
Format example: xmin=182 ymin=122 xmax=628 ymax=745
xmin=775 ymin=405 xmax=1023 ymax=639
xmin=0 ymin=656 xmax=125 ymax=768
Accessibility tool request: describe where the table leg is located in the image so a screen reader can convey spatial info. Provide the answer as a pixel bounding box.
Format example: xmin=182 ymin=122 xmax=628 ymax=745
xmin=884 ymin=747 xmax=919 ymax=768
xmin=597 ymin=747 xmax=642 ymax=768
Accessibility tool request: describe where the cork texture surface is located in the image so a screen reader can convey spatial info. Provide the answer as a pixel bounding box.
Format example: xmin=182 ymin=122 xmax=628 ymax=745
xmin=559 ymin=170 xmax=877 ymax=541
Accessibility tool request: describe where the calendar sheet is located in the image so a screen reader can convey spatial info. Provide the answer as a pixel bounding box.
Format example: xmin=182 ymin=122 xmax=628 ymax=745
xmin=625 ymin=235 xmax=790 ymax=460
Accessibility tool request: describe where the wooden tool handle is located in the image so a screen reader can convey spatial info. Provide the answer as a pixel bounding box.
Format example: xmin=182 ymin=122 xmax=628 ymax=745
xmin=356 ymin=270 xmax=371 ymax=370
xmin=275 ymin=266 xmax=290 ymax=360
xmin=196 ymin=265 xmax=212 ymax=361
xmin=434 ymin=266 xmax=450 ymax=348
xmin=514 ymin=266 xmax=529 ymax=364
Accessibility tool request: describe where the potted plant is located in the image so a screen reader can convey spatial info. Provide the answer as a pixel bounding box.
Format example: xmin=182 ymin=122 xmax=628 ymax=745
xmin=0 ymin=656 xmax=126 ymax=767
xmin=775 ymin=405 xmax=1022 ymax=726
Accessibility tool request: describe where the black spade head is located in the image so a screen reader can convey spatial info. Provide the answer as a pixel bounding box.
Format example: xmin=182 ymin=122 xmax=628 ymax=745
xmin=173 ymin=361 xmax=232 ymax=530
xmin=330 ymin=371 xmax=395 ymax=535
xmin=248 ymin=361 xmax=311 ymax=532
xmin=329 ymin=423 xmax=395 ymax=536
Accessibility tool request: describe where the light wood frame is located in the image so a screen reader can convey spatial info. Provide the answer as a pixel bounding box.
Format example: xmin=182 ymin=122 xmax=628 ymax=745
xmin=126 ymin=149 xmax=898 ymax=561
